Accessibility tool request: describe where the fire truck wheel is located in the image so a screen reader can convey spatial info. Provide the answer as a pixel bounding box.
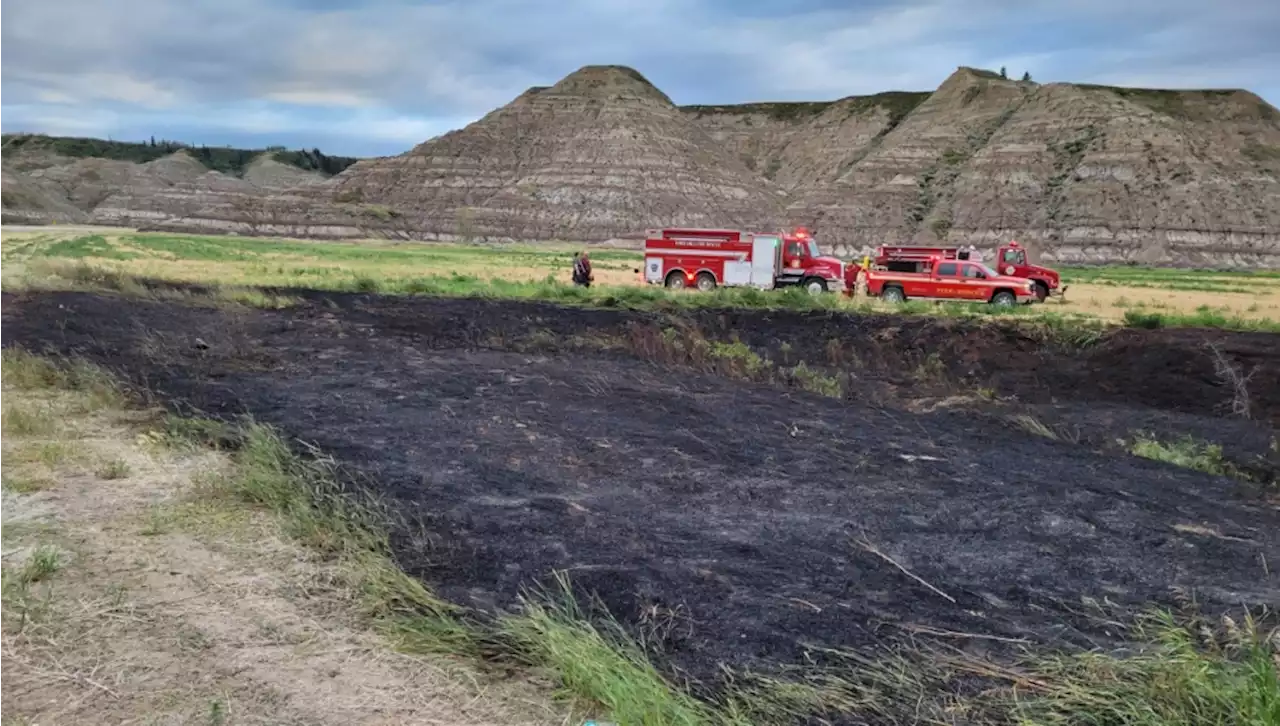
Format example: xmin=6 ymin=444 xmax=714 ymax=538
xmin=881 ymin=286 xmax=905 ymax=304
xmin=664 ymin=271 xmax=687 ymax=289
xmin=1032 ymin=281 xmax=1049 ymax=302
xmin=804 ymin=278 xmax=827 ymax=295
xmin=991 ymin=290 xmax=1016 ymax=306
xmin=695 ymin=272 xmax=717 ymax=291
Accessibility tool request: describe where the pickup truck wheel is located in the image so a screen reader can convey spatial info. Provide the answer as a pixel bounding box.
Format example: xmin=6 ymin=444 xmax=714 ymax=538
xmin=1032 ymin=281 xmax=1049 ymax=302
xmin=695 ymin=272 xmax=717 ymax=291
xmin=881 ymin=286 xmax=906 ymax=304
xmin=804 ymin=277 xmax=828 ymax=295
xmin=665 ymin=271 xmax=687 ymax=289
xmin=991 ymin=290 xmax=1016 ymax=306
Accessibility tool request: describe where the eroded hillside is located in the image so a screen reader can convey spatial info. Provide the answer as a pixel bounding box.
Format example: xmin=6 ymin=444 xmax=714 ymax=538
xmin=4 ymin=65 xmax=1279 ymax=266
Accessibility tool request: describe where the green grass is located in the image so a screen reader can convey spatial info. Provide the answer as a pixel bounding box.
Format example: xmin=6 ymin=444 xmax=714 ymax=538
xmin=1014 ymin=610 xmax=1280 ymax=726
xmin=42 ymin=234 xmax=141 ymax=261
xmin=96 ymin=458 xmax=132 ymax=480
xmin=500 ymin=574 xmax=713 ymax=725
xmin=2 ymin=402 xmax=59 ymax=436
xmin=1 ymin=347 xmax=126 ymax=411
xmin=1129 ymin=434 xmax=1237 ymax=478
xmin=2 ymin=543 xmax=66 ymax=633
xmin=1122 ymin=308 xmax=1280 ymax=333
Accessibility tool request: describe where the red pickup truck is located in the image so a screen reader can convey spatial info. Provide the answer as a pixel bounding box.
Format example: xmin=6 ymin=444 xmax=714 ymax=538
xmin=864 ymin=258 xmax=1039 ymax=306
xmin=874 ymin=241 xmax=1064 ymax=301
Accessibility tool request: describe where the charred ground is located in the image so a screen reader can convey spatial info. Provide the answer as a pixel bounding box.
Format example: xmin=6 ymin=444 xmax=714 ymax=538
xmin=3 ymin=290 xmax=1278 ymax=692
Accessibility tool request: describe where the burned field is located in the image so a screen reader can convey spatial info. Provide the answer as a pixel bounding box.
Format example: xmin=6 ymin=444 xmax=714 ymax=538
xmin=3 ymin=290 xmax=1279 ymax=694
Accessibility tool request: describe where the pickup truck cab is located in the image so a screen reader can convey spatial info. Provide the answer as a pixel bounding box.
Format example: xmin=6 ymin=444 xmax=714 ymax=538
xmin=866 ymin=258 xmax=1039 ymax=306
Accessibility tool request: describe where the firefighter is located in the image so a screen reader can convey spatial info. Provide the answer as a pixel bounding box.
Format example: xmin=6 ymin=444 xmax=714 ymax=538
xmin=572 ymin=250 xmax=594 ymax=287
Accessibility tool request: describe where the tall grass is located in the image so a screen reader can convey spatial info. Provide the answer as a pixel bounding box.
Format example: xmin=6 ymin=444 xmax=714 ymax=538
xmin=1013 ymin=611 xmax=1280 ymax=726
xmin=1123 ymin=308 xmax=1280 ymax=333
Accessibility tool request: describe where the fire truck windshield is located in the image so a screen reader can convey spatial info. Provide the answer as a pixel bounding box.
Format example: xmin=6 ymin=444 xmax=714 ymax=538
xmin=804 ymin=239 xmax=821 ymax=257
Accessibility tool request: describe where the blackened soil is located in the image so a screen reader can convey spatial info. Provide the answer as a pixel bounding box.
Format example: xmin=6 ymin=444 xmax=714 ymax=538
xmin=4 ymin=291 xmax=1278 ymax=690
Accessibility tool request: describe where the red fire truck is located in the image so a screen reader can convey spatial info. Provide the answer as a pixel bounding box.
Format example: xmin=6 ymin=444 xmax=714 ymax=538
xmin=643 ymin=227 xmax=853 ymax=294
xmin=865 ymin=257 xmax=1039 ymax=305
xmin=873 ymin=241 xmax=1065 ymax=301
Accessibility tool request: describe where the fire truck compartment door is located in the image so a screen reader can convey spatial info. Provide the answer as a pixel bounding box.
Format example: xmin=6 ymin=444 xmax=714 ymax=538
xmin=645 ymin=257 xmax=663 ymax=283
xmin=751 ymin=236 xmax=780 ymax=287
xmin=724 ymin=258 xmax=751 ymax=286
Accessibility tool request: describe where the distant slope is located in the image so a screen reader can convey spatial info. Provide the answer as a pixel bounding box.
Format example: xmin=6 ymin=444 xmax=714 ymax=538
xmin=781 ymin=68 xmax=1280 ymax=265
xmin=0 ymin=168 xmax=91 ymax=224
xmin=682 ymin=91 xmax=932 ymax=192
xmin=0 ymin=133 xmax=360 ymax=177
xmin=327 ymin=65 xmax=787 ymax=241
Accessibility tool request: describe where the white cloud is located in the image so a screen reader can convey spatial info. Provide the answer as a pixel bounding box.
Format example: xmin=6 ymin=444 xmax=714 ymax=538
xmin=3 ymin=104 xmax=123 ymax=136
xmin=2 ymin=0 xmax=1276 ymax=156
xmin=264 ymin=89 xmax=374 ymax=108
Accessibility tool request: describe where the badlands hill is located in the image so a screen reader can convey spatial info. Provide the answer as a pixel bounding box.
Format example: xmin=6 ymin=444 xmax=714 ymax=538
xmin=4 ymin=65 xmax=1280 ymax=266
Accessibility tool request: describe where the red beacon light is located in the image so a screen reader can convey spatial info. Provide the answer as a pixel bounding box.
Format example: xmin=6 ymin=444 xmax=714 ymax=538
xmin=793 ymin=227 xmax=811 ymax=238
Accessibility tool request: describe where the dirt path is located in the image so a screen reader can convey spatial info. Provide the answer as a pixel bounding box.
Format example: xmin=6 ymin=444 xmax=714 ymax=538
xmin=1 ymin=385 xmax=565 ymax=725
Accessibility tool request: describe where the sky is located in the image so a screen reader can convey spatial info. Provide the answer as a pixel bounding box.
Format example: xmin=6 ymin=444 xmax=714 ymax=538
xmin=3 ymin=0 xmax=1278 ymax=158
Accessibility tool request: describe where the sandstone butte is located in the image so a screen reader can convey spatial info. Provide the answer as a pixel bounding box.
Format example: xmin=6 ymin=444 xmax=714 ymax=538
xmin=3 ymin=64 xmax=1279 ymax=266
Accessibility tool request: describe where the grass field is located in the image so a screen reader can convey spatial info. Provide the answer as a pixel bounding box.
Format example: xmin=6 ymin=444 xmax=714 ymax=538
xmin=3 ymin=227 xmax=1280 ymax=333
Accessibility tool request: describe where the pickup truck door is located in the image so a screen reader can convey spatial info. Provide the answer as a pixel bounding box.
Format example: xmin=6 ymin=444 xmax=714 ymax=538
xmin=961 ymin=264 xmax=991 ymax=300
xmin=933 ymin=262 xmax=962 ymax=297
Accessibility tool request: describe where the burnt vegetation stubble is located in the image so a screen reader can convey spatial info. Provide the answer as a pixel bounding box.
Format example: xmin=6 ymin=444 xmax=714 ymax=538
xmin=2 ymin=288 xmax=1278 ymax=692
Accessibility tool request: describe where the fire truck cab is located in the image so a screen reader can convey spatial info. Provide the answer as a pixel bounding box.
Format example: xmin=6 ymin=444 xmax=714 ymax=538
xmin=991 ymin=241 xmax=1066 ymax=301
xmin=643 ymin=226 xmax=849 ymax=294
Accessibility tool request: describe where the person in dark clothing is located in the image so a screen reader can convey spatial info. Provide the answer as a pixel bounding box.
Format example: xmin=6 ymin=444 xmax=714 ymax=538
xmin=572 ymin=250 xmax=593 ymax=287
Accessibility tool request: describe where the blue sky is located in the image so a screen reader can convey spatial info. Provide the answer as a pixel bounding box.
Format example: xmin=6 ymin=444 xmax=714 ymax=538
xmin=3 ymin=0 xmax=1277 ymax=158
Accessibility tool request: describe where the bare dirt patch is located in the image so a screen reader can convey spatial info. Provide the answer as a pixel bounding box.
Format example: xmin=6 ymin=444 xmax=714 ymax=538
xmin=1 ymin=381 xmax=564 ymax=725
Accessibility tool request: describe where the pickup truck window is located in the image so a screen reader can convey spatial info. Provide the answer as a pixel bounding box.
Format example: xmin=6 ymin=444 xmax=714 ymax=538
xmin=963 ymin=264 xmax=986 ymax=279
xmin=937 ymin=262 xmax=958 ymax=276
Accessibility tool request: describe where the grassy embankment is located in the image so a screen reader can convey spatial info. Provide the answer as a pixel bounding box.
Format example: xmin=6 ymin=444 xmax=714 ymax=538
xmin=3 ymin=348 xmax=1276 ymax=725
xmin=3 ymin=229 xmax=1279 ymax=332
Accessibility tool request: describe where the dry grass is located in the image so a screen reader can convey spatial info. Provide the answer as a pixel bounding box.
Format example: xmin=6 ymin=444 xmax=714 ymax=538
xmin=1069 ymin=282 xmax=1280 ymax=323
